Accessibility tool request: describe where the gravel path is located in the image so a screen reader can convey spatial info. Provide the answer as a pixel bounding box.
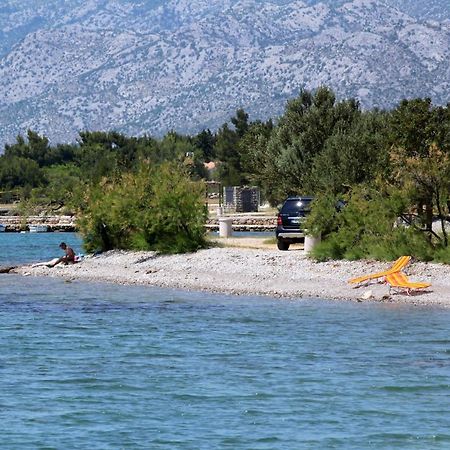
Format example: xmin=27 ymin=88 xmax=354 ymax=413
xmin=12 ymin=245 xmax=450 ymax=307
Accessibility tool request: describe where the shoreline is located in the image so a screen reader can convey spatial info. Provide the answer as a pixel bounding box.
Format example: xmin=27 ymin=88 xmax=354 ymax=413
xmin=11 ymin=243 xmax=450 ymax=307
xmin=0 ymin=213 xmax=276 ymax=233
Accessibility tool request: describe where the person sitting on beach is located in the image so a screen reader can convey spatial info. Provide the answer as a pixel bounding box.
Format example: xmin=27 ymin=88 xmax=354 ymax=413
xmin=50 ymin=242 xmax=76 ymax=267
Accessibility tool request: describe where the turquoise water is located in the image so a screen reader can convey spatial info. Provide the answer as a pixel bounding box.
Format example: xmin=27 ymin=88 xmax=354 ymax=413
xmin=0 ymin=232 xmax=83 ymax=266
xmin=1 ymin=235 xmax=450 ymax=448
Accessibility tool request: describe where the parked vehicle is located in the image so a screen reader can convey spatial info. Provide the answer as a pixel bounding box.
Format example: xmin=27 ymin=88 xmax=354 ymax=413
xmin=276 ymin=196 xmax=313 ymax=250
xmin=0 ymin=224 xmax=6 ymax=232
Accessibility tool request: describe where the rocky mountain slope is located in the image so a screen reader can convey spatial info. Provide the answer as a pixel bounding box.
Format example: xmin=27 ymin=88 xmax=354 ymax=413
xmin=0 ymin=0 xmax=449 ymax=146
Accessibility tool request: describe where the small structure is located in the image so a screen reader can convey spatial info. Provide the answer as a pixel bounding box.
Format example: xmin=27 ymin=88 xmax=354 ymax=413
xmin=224 ymin=186 xmax=260 ymax=213
xmin=304 ymin=233 xmax=321 ymax=254
xmin=218 ymin=217 xmax=233 ymax=237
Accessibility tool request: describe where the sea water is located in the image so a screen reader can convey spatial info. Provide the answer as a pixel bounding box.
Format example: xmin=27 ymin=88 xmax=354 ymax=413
xmin=1 ymin=234 xmax=450 ymax=449
xmin=0 ymin=232 xmax=83 ymax=266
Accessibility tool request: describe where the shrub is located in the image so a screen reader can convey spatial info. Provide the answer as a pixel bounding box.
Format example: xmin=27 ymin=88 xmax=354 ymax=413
xmin=305 ymin=193 xmax=344 ymax=238
xmin=432 ymin=245 xmax=450 ymax=264
xmin=308 ymin=185 xmax=435 ymax=261
xmin=77 ymin=162 xmax=208 ymax=254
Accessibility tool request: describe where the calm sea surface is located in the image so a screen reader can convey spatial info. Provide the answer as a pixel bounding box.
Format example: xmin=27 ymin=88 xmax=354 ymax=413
xmin=1 ymin=233 xmax=450 ymax=449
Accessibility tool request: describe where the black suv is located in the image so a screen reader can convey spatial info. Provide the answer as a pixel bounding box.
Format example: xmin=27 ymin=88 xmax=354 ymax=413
xmin=276 ymin=196 xmax=313 ymax=250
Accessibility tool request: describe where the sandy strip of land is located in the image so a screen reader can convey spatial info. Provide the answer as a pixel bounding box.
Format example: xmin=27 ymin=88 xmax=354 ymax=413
xmin=11 ymin=237 xmax=450 ymax=307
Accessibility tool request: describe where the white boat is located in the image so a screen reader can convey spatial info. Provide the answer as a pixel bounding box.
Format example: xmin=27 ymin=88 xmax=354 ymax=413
xmin=0 ymin=224 xmax=6 ymax=232
xmin=28 ymin=224 xmax=48 ymax=233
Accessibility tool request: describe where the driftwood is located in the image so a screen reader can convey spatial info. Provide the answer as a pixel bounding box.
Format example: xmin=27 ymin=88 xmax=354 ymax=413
xmin=0 ymin=266 xmax=17 ymax=274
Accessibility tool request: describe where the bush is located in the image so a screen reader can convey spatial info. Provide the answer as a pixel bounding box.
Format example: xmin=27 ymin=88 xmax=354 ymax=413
xmin=0 ymin=156 xmax=43 ymax=189
xmin=308 ymin=185 xmax=435 ymax=262
xmin=305 ymin=193 xmax=344 ymax=238
xmin=432 ymin=245 xmax=450 ymax=264
xmin=77 ymin=162 xmax=208 ymax=254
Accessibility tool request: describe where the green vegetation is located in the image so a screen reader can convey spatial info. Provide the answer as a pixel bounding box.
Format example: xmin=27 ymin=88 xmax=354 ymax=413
xmin=0 ymin=130 xmax=210 ymax=254
xmin=1 ymin=87 xmax=450 ymax=260
xmin=77 ymin=162 xmax=207 ymax=254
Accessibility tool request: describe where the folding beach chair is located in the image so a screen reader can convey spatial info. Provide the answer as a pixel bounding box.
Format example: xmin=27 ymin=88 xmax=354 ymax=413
xmin=384 ymin=271 xmax=431 ymax=296
xmin=348 ymin=255 xmax=411 ymax=285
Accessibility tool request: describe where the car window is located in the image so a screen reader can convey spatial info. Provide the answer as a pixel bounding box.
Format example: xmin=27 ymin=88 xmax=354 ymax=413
xmin=281 ymin=199 xmax=312 ymax=214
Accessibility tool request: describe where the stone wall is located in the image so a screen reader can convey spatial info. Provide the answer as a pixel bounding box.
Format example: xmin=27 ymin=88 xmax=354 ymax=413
xmin=0 ymin=215 xmax=76 ymax=232
xmin=206 ymin=215 xmax=276 ymax=231
xmin=1 ymin=214 xmax=276 ymax=233
xmin=223 ymin=186 xmax=260 ymax=213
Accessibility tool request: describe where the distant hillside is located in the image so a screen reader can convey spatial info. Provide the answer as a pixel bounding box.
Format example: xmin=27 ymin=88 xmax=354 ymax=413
xmin=0 ymin=0 xmax=449 ymax=147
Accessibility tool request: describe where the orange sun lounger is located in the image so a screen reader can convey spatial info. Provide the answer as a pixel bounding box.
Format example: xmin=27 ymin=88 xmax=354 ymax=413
xmin=348 ymin=255 xmax=411 ymax=285
xmin=384 ymin=271 xmax=431 ymax=295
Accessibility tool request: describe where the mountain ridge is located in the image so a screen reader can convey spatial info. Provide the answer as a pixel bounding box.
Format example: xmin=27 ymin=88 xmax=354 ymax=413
xmin=0 ymin=0 xmax=449 ymax=147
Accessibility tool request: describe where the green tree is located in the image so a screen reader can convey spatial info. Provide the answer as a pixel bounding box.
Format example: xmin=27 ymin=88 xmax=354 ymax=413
xmin=0 ymin=156 xmax=43 ymax=189
xmin=388 ymin=100 xmax=450 ymax=233
xmin=214 ymin=123 xmax=242 ymax=186
xmin=390 ymin=144 xmax=450 ymax=246
xmin=389 ymin=98 xmax=436 ymax=156
xmin=307 ymin=111 xmax=389 ymax=195
xmin=45 ymin=143 xmax=77 ymax=166
xmin=231 ymin=108 xmax=249 ymax=138
xmin=194 ymin=129 xmax=216 ymax=162
xmin=41 ymin=163 xmax=83 ymax=211
xmin=239 ymin=119 xmax=274 ymax=197
xmin=144 ymin=163 xmax=208 ymax=253
xmin=214 ymin=109 xmax=252 ymax=186
xmin=157 ymin=131 xmax=195 ymax=162
xmin=77 ymin=131 xmax=147 ymax=171
xmin=75 ymin=142 xmax=119 ymax=182
xmin=77 ymin=162 xmax=208 ymax=254
xmin=308 ymin=185 xmax=431 ymax=262
xmin=4 ymin=130 xmax=51 ymax=167
xmin=260 ymin=87 xmax=357 ymax=203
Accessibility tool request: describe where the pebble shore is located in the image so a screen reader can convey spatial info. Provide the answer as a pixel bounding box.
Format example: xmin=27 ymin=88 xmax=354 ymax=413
xmin=13 ymin=244 xmax=450 ymax=307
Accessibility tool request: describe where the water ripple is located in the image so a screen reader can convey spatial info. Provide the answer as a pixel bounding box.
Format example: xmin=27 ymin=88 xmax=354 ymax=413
xmin=1 ymin=238 xmax=450 ymax=448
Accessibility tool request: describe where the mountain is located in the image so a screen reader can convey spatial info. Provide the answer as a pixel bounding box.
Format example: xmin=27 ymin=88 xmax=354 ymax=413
xmin=0 ymin=0 xmax=449 ymax=147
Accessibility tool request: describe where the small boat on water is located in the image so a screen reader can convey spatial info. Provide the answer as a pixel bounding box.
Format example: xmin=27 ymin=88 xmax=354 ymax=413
xmin=28 ymin=224 xmax=48 ymax=233
xmin=0 ymin=224 xmax=6 ymax=232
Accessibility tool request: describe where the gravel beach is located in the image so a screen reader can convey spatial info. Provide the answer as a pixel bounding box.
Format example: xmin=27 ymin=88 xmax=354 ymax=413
xmin=12 ymin=239 xmax=450 ymax=307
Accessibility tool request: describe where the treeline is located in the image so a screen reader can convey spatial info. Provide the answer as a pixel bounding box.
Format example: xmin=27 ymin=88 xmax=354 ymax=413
xmin=0 ymin=112 xmax=260 ymax=206
xmin=0 ymin=130 xmax=207 ymax=207
xmin=1 ymin=86 xmax=450 ymax=259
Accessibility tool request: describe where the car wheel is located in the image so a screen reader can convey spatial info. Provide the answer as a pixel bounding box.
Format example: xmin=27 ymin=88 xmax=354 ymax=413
xmin=277 ymin=239 xmax=290 ymax=251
